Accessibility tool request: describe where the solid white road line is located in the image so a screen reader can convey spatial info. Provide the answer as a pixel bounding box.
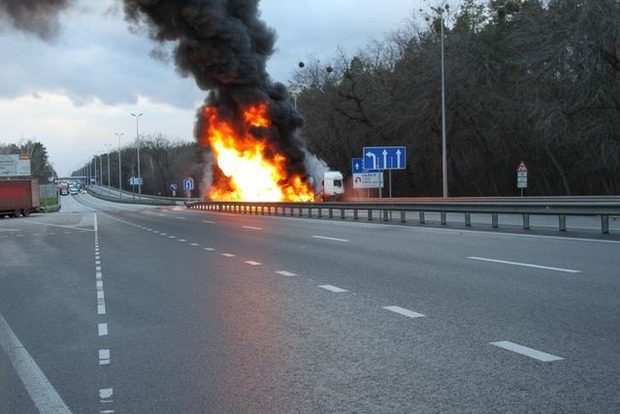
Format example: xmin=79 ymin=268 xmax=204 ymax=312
xmin=383 ymin=306 xmax=426 ymax=318
xmin=276 ymin=271 xmax=297 ymax=277
xmin=312 ymin=235 xmax=349 ymax=242
xmin=490 ymin=341 xmax=563 ymax=362
xmin=0 ymin=314 xmax=72 ymax=413
xmin=468 ymin=256 xmax=581 ymax=273
xmin=319 ymin=285 xmax=348 ymax=293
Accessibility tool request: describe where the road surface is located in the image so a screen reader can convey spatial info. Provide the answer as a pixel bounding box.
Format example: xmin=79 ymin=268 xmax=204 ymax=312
xmin=1 ymin=192 xmax=619 ymax=412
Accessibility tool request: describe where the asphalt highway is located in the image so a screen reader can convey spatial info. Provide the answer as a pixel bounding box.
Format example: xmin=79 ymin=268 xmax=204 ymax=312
xmin=1 ymin=193 xmax=619 ymax=413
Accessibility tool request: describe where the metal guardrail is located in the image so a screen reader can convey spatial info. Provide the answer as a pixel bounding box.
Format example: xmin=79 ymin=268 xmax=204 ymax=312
xmin=186 ymin=197 xmax=620 ymax=234
xmin=87 ymin=185 xmax=199 ymax=206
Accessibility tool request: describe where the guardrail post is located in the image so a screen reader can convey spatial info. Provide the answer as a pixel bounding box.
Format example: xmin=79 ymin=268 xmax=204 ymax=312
xmin=354 ymin=209 xmax=359 ymax=220
xmin=559 ymin=215 xmax=566 ymax=231
xmin=419 ymin=211 xmax=425 ymax=224
xmin=299 ymin=207 xmax=303 ymax=217
xmin=523 ymin=214 xmax=530 ymax=230
xmin=318 ymin=207 xmax=323 ymax=218
xmin=465 ymin=212 xmax=471 ymax=227
xmin=329 ymin=208 xmax=333 ymax=219
xmin=340 ymin=208 xmax=345 ymax=219
xmin=308 ymin=207 xmax=313 ymax=218
xmin=492 ymin=213 xmax=498 ymax=228
xmin=383 ymin=210 xmax=389 ymax=222
xmin=401 ymin=210 xmax=406 ymax=223
xmin=601 ymin=215 xmax=609 ymax=234
xmin=441 ymin=212 xmax=447 ymax=225
xmin=368 ymin=209 xmax=373 ymax=221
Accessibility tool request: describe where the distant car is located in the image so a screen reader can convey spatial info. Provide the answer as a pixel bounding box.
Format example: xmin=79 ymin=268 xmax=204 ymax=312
xmin=70 ymin=188 xmax=78 ymax=195
xmin=60 ymin=187 xmax=69 ymax=196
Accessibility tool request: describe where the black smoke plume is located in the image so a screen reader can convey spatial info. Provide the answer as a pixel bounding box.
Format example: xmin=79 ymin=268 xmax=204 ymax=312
xmin=122 ymin=0 xmax=310 ymax=193
xmin=0 ymin=0 xmax=75 ymax=40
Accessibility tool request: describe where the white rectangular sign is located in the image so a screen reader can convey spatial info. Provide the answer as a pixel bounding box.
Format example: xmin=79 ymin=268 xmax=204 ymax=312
xmin=0 ymin=154 xmax=31 ymax=177
xmin=353 ymin=172 xmax=383 ymax=189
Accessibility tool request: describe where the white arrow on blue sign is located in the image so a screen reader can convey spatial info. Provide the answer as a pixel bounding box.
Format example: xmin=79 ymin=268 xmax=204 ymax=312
xmin=183 ymin=178 xmax=194 ymax=191
xmin=363 ymin=146 xmax=406 ymax=170
xmin=352 ymin=158 xmax=364 ymax=174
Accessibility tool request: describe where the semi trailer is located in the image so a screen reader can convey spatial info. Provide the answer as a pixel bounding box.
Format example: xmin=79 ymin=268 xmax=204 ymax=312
xmin=0 ymin=179 xmax=40 ymax=218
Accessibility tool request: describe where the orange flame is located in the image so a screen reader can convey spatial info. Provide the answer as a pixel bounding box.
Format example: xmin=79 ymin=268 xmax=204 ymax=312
xmin=202 ymin=102 xmax=314 ymax=202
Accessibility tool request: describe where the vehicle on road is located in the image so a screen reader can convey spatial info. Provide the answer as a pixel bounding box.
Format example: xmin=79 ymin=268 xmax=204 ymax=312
xmin=0 ymin=179 xmax=40 ymax=217
xmin=318 ymin=170 xmax=345 ymax=201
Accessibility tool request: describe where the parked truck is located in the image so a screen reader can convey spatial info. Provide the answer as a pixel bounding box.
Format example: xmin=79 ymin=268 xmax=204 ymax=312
xmin=0 ymin=179 xmax=40 ymax=218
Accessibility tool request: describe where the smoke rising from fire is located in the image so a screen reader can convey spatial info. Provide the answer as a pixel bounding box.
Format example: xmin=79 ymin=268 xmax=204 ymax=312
xmin=0 ymin=0 xmax=75 ymax=40
xmin=122 ymin=0 xmax=316 ymax=198
xmin=0 ymin=0 xmax=326 ymax=198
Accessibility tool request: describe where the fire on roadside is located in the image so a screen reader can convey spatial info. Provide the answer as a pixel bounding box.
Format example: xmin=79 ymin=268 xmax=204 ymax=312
xmin=200 ymin=101 xmax=314 ymax=202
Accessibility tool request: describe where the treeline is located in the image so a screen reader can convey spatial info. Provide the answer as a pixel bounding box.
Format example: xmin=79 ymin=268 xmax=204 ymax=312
xmin=73 ymin=134 xmax=200 ymax=197
xmin=292 ymin=0 xmax=620 ymax=196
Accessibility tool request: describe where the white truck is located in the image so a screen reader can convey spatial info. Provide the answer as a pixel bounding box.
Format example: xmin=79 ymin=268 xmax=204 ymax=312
xmin=318 ymin=171 xmax=345 ymax=201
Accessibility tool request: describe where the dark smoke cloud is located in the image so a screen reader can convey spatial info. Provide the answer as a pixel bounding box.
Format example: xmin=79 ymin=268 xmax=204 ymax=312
xmin=0 ymin=0 xmax=313 ymax=191
xmin=123 ymin=0 xmax=310 ymax=189
xmin=0 ymin=0 xmax=75 ymax=40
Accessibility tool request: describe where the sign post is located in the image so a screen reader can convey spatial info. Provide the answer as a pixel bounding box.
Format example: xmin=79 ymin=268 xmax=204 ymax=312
xmin=516 ymin=160 xmax=528 ymax=196
xmin=183 ymin=177 xmax=194 ymax=201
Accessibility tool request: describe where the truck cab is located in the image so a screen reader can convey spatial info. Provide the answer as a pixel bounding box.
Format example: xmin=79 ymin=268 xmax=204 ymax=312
xmin=319 ymin=171 xmax=345 ymax=201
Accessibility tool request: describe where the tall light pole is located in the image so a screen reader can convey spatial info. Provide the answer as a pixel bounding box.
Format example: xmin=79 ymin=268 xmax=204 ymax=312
xmin=105 ymin=144 xmax=112 ymax=195
xmin=131 ymin=112 xmax=143 ymax=197
xmin=98 ymin=153 xmax=103 ymax=186
xmin=431 ymin=4 xmax=449 ymax=198
xmin=115 ymin=132 xmax=124 ymax=199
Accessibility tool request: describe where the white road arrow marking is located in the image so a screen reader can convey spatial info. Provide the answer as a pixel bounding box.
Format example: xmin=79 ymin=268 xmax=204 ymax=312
xmin=365 ymin=152 xmax=377 ymax=170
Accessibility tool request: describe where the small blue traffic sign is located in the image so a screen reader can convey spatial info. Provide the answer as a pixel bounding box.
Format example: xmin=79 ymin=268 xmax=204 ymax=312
xmin=352 ymin=158 xmax=364 ymax=174
xmin=363 ymin=146 xmax=407 ymax=170
xmin=170 ymin=183 xmax=178 ymax=191
xmin=183 ymin=178 xmax=194 ymax=191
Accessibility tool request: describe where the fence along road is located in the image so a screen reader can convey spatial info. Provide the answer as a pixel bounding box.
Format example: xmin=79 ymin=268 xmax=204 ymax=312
xmin=186 ymin=196 xmax=620 ymax=235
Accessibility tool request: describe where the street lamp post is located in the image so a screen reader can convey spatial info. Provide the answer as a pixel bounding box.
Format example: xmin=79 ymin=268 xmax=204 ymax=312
xmin=431 ymin=4 xmax=449 ymax=198
xmin=131 ymin=113 xmax=143 ymax=197
xmin=98 ymin=153 xmax=103 ymax=186
xmin=105 ymin=144 xmax=112 ymax=195
xmin=115 ymin=132 xmax=124 ymax=199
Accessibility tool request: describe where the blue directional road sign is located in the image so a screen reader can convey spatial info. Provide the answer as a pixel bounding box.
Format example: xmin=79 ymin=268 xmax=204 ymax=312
xmin=170 ymin=183 xmax=178 ymax=191
xmin=363 ymin=146 xmax=407 ymax=170
xmin=183 ymin=178 xmax=194 ymax=191
xmin=352 ymin=158 xmax=364 ymax=174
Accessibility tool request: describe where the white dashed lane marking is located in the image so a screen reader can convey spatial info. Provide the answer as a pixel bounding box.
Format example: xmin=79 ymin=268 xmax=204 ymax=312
xmin=245 ymin=260 xmax=262 ymax=266
xmin=490 ymin=341 xmax=564 ymax=362
xmin=383 ymin=306 xmax=425 ymax=318
xmin=319 ymin=285 xmax=348 ymax=293
xmin=98 ymin=323 xmax=108 ymax=337
xmin=312 ymin=235 xmax=349 ymax=242
xmin=221 ymin=253 xmax=235 ymax=257
xmin=242 ymin=226 xmax=263 ymax=230
xmin=99 ymin=349 xmax=110 ymax=365
xmin=468 ymin=256 xmax=581 ymax=273
xmin=276 ymin=270 xmax=296 ymax=277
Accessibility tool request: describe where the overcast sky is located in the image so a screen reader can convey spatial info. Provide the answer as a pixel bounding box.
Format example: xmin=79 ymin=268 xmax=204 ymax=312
xmin=0 ymin=0 xmax=422 ymax=177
